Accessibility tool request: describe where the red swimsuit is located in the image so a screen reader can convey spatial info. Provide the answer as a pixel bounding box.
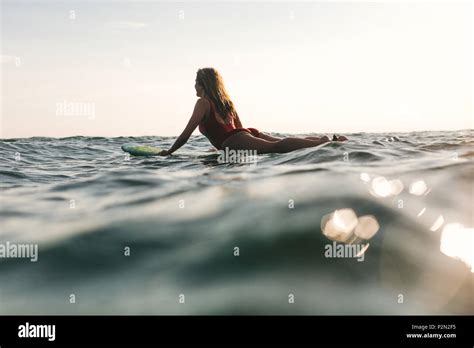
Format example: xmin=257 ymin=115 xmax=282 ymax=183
xmin=198 ymin=97 xmax=260 ymax=150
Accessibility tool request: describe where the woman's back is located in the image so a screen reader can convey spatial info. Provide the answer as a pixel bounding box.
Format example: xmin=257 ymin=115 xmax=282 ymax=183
xmin=199 ymin=97 xmax=236 ymax=149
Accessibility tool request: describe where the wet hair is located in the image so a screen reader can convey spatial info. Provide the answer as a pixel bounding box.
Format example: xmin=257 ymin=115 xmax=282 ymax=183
xmin=196 ymin=67 xmax=238 ymax=122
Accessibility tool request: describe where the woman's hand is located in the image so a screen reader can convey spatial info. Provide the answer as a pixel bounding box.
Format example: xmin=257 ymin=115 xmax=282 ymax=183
xmin=158 ymin=149 xmax=170 ymax=156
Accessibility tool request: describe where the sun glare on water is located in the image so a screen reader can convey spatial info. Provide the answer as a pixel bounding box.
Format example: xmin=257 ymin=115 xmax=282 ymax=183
xmin=440 ymin=223 xmax=474 ymax=273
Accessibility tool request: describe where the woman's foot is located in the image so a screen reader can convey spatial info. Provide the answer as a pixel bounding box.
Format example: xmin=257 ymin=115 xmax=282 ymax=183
xmin=321 ymin=135 xmax=330 ymax=143
xmin=332 ymin=134 xmax=348 ymax=141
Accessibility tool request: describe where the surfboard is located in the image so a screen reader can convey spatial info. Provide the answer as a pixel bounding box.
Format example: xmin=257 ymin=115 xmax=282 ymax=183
xmin=121 ymin=143 xmax=162 ymax=156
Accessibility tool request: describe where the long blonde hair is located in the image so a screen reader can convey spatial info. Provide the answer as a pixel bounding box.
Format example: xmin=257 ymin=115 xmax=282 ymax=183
xmin=196 ymin=68 xmax=238 ymax=122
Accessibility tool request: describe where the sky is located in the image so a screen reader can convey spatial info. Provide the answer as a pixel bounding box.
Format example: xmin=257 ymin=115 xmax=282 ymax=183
xmin=1 ymin=0 xmax=473 ymax=138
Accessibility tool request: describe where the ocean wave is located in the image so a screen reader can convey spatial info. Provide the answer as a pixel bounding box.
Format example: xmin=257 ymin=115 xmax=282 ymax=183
xmin=0 ymin=130 xmax=472 ymax=314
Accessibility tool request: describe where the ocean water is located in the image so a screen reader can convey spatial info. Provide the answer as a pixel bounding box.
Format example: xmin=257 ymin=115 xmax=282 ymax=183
xmin=0 ymin=130 xmax=473 ymax=315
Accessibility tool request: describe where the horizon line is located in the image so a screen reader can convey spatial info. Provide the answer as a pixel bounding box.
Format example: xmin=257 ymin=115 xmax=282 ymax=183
xmin=1 ymin=128 xmax=472 ymax=140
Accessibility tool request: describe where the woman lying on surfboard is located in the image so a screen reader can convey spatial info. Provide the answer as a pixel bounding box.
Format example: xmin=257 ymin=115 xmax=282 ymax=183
xmin=158 ymin=67 xmax=348 ymax=156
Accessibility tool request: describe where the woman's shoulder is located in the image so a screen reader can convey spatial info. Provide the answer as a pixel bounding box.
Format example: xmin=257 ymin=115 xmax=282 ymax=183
xmin=197 ymin=97 xmax=212 ymax=110
xmin=196 ymin=97 xmax=211 ymax=123
xmin=198 ymin=96 xmax=210 ymax=104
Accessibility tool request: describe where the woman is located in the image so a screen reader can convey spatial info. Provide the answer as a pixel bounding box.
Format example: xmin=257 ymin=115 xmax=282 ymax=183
xmin=158 ymin=68 xmax=348 ymax=156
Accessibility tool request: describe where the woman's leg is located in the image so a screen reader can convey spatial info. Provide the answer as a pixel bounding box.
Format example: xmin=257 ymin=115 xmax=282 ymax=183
xmin=258 ymin=133 xmax=324 ymax=142
xmin=303 ymin=136 xmax=350 ymax=141
xmin=271 ymin=136 xmax=331 ymax=153
xmin=224 ymin=132 xmax=330 ymax=154
xmin=256 ymin=133 xmax=282 ymax=142
xmin=254 ymin=127 xmax=348 ymax=143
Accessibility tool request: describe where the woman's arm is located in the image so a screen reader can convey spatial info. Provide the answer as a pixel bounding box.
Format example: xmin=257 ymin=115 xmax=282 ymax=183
xmin=159 ymin=98 xmax=209 ymax=155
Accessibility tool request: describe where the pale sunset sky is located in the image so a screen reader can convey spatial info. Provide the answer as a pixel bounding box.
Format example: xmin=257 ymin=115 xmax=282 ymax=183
xmin=1 ymin=0 xmax=473 ymax=138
